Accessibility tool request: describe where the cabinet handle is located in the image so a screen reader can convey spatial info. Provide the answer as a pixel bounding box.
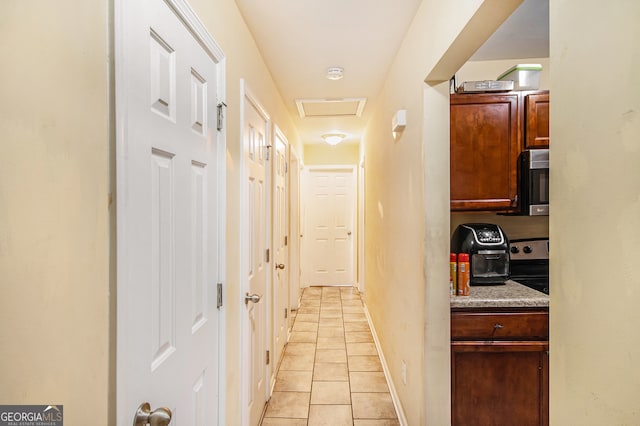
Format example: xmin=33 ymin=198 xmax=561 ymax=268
xmin=494 ymin=323 xmax=504 ymax=330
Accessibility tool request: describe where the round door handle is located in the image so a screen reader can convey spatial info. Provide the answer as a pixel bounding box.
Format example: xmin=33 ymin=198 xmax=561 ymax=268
xmin=244 ymin=293 xmax=262 ymax=305
xmin=133 ymin=403 xmax=172 ymax=426
xmin=276 ymin=263 xmax=285 ymax=270
xmin=347 ymin=231 xmax=352 ymax=236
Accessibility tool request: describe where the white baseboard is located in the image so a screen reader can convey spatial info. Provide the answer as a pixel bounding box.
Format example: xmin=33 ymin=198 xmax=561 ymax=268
xmin=362 ymin=304 xmax=409 ymax=426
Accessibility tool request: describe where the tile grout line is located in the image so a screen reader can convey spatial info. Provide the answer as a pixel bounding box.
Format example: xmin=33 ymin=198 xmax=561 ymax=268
xmin=263 ymin=287 xmax=399 ymax=425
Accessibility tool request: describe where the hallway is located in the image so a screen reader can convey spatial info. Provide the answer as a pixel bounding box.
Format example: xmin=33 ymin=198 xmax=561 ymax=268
xmin=261 ymin=287 xmax=400 ymax=425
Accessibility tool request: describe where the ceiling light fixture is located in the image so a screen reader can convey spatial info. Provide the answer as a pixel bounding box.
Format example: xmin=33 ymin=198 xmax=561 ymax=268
xmin=322 ymin=133 xmax=346 ymax=146
xmin=326 ymin=67 xmax=344 ymax=80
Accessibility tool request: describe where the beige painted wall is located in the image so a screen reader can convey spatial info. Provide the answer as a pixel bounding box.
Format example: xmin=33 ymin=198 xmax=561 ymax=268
xmin=304 ymin=142 xmax=360 ymax=165
xmin=361 ymin=0 xmax=522 ymax=422
xmin=0 ymin=1 xmax=110 ymax=424
xmin=550 ymin=1 xmax=640 ymax=424
xmin=457 ymin=57 xmax=550 ymax=90
xmin=0 ymin=0 xmax=301 ymax=424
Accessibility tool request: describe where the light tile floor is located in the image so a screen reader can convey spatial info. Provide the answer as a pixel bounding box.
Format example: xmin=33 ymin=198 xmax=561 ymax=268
xmin=261 ymin=286 xmax=400 ymax=426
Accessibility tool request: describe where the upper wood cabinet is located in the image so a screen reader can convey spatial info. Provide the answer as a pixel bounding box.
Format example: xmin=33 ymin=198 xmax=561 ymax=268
xmin=450 ymin=93 xmax=520 ymax=212
xmin=450 ymin=90 xmax=550 ymax=212
xmin=524 ymin=92 xmax=550 ymax=148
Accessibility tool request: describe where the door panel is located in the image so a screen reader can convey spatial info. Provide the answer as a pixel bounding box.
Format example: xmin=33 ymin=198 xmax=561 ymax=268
xmin=272 ymin=128 xmax=289 ymax=386
xmin=116 ymin=0 xmax=223 ymax=424
xmin=242 ymin=84 xmax=270 ymax=426
xmin=303 ymin=168 xmax=356 ymax=286
xmin=288 ymin=152 xmax=301 ymax=311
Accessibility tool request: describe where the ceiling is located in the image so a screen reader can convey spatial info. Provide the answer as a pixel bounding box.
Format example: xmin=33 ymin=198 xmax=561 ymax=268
xmin=235 ymin=0 xmax=549 ymax=146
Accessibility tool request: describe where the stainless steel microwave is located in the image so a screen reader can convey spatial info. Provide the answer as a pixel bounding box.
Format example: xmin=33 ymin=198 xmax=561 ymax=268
xmin=520 ymin=149 xmax=549 ymax=216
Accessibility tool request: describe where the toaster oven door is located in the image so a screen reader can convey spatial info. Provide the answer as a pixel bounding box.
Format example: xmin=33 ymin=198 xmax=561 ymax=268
xmin=471 ymin=251 xmax=509 ymax=284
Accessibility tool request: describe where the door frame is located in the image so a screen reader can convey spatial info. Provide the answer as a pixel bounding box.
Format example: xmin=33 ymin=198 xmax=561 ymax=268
xmin=301 ymin=165 xmax=358 ymax=287
xmin=239 ymin=79 xmax=272 ymax=426
xmin=114 ymin=0 xmax=227 ymax=424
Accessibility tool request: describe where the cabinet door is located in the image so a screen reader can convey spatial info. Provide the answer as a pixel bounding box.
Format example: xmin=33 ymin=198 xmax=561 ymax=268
xmin=525 ymin=92 xmax=550 ymax=148
xmin=450 ymin=94 xmax=520 ymax=211
xmin=451 ymin=342 xmax=549 ymax=426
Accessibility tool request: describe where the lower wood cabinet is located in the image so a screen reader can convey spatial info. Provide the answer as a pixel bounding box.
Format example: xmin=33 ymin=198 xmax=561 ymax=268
xmin=451 ymin=309 xmax=549 ymax=426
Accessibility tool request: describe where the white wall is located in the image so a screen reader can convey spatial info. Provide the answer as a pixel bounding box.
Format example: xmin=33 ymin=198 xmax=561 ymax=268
xmin=550 ymin=1 xmax=640 ymax=424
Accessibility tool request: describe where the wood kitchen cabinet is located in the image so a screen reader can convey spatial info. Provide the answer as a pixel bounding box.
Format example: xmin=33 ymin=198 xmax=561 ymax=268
xmin=451 ymin=308 xmax=549 ymax=426
xmin=524 ymin=92 xmax=550 ymax=148
xmin=450 ymin=90 xmax=550 ymax=212
xmin=450 ymin=93 xmax=520 ymax=212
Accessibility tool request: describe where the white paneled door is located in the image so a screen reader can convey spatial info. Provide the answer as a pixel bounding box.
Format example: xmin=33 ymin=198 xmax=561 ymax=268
xmin=116 ymin=0 xmax=225 ymax=425
xmin=302 ymin=167 xmax=356 ymax=286
xmin=288 ymin=150 xmax=301 ymax=311
xmin=241 ymin=82 xmax=270 ymax=426
xmin=272 ymin=127 xmax=289 ymax=387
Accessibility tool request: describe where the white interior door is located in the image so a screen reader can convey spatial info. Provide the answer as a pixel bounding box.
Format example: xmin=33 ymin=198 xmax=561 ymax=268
xmin=288 ymin=151 xmax=301 ymax=311
xmin=116 ymin=0 xmax=225 ymax=424
xmin=302 ymin=167 xmax=356 ymax=286
xmin=241 ymin=82 xmax=270 ymax=426
xmin=271 ymin=126 xmax=289 ymax=386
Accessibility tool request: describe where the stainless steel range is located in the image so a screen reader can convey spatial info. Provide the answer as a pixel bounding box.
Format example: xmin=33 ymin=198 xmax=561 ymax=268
xmin=509 ymin=238 xmax=549 ymax=294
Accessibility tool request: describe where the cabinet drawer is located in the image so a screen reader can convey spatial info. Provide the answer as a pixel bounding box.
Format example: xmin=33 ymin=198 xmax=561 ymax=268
xmin=451 ymin=311 xmax=548 ymax=340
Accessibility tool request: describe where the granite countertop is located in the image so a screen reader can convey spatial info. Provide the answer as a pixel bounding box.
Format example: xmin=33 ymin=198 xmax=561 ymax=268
xmin=450 ymin=280 xmax=549 ymax=309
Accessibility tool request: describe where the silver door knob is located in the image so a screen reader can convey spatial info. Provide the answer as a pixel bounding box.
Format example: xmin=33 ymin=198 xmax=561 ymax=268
xmin=276 ymin=263 xmax=285 ymax=270
xmin=245 ymin=292 xmax=262 ymax=305
xmin=133 ymin=402 xmax=172 ymax=426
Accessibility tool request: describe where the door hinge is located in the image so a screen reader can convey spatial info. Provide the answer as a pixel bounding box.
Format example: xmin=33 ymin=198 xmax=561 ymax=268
xmin=285 ymin=162 xmax=288 ymax=173
xmin=216 ymin=102 xmax=227 ymax=131
xmin=265 ymin=145 xmax=272 ymax=161
xmin=217 ymin=283 xmax=223 ymax=309
xmin=265 ymin=248 xmax=270 ymax=263
xmin=266 ymin=350 xmax=270 ymax=365
xmin=284 ymin=308 xmax=288 ymax=319
xmin=284 ymin=235 xmax=288 ymax=246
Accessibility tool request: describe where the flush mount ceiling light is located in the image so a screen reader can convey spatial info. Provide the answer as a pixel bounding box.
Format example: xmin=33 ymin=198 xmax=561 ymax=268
xmin=326 ymin=67 xmax=344 ymax=80
xmin=322 ymin=133 xmax=346 ymax=145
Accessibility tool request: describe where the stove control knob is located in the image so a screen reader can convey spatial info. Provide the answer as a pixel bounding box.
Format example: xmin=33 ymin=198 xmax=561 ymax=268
xmin=523 ymin=246 xmax=533 ymax=254
xmin=510 ymin=246 xmax=520 ymax=254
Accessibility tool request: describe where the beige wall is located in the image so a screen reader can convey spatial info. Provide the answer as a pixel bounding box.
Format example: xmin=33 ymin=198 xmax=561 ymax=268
xmin=304 ymin=142 xmax=360 ymax=165
xmin=0 ymin=0 xmax=301 ymax=424
xmin=361 ymin=0 xmax=522 ymax=422
xmin=550 ymin=1 xmax=640 ymax=424
xmin=457 ymin=57 xmax=550 ymax=90
xmin=0 ymin=1 xmax=110 ymax=424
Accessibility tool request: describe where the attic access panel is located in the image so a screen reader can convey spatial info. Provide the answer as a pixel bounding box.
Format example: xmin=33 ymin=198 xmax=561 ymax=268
xmin=295 ymin=98 xmax=367 ymax=118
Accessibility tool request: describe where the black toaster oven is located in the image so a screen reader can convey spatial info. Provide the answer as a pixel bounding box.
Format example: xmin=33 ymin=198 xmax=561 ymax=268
xmin=451 ymin=223 xmax=510 ymax=285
